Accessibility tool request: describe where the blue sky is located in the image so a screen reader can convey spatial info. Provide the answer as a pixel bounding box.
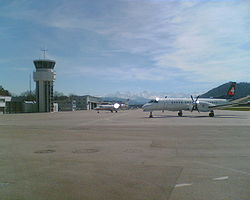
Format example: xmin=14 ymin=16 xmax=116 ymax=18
xmin=0 ymin=0 xmax=250 ymax=97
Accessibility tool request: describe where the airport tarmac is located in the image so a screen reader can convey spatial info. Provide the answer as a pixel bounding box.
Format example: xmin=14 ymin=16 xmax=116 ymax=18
xmin=0 ymin=109 xmax=249 ymax=200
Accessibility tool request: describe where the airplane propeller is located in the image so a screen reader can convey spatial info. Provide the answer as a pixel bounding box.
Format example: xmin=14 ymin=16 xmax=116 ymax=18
xmin=191 ymin=95 xmax=200 ymax=112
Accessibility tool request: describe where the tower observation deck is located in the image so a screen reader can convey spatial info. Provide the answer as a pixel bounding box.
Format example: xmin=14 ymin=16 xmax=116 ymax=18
xmin=33 ymin=59 xmax=56 ymax=112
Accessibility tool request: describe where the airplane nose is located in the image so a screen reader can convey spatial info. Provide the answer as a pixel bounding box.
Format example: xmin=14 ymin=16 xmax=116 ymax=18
xmin=142 ymin=103 xmax=147 ymax=108
xmin=142 ymin=103 xmax=150 ymax=111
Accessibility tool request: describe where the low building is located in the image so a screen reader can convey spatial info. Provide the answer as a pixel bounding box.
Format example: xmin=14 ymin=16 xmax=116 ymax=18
xmin=55 ymin=95 xmax=100 ymax=111
xmin=55 ymin=100 xmax=75 ymax=111
xmin=70 ymin=95 xmax=101 ymax=110
xmin=0 ymin=96 xmax=12 ymax=114
xmin=53 ymin=103 xmax=59 ymax=112
xmin=6 ymin=101 xmax=37 ymax=113
xmin=23 ymin=101 xmax=37 ymax=113
xmin=5 ymin=97 xmax=37 ymax=114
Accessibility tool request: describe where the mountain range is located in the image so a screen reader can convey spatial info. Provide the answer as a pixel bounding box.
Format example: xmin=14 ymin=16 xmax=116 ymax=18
xmin=200 ymin=82 xmax=250 ymax=99
xmin=103 ymin=82 xmax=250 ymax=105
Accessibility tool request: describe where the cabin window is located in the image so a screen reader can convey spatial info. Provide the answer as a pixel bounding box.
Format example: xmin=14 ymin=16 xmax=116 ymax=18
xmin=148 ymin=100 xmax=158 ymax=103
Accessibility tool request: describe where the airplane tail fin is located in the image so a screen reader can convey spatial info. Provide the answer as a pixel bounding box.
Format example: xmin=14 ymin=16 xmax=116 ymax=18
xmin=227 ymin=82 xmax=236 ymax=98
xmin=215 ymin=82 xmax=236 ymax=99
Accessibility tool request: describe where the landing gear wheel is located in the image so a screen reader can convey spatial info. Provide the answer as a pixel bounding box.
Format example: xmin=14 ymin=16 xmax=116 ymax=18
xmin=178 ymin=111 xmax=183 ymax=117
xmin=209 ymin=111 xmax=214 ymax=117
xmin=149 ymin=112 xmax=153 ymax=118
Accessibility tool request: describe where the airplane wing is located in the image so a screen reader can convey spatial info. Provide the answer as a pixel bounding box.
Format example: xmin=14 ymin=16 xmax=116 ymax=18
xmin=230 ymin=95 xmax=250 ymax=104
xmin=209 ymin=95 xmax=250 ymax=109
xmin=209 ymin=103 xmax=238 ymax=109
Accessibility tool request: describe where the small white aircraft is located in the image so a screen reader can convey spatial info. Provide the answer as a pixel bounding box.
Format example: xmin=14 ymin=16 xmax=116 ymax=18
xmin=95 ymin=99 xmax=129 ymax=113
xmin=142 ymin=82 xmax=243 ymax=117
xmin=95 ymin=103 xmax=120 ymax=113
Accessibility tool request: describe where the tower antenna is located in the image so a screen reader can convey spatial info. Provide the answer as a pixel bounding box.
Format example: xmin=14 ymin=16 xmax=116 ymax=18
xmin=41 ymin=48 xmax=48 ymax=59
xmin=29 ymin=73 xmax=32 ymax=95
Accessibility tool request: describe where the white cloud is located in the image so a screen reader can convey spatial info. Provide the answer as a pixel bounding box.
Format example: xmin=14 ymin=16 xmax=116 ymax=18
xmin=60 ymin=63 xmax=182 ymax=81
xmin=2 ymin=0 xmax=250 ymax=83
xmin=75 ymin=0 xmax=250 ymax=82
xmin=153 ymin=1 xmax=250 ymax=81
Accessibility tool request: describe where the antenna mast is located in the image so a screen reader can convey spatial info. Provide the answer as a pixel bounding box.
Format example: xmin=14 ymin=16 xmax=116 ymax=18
xmin=41 ymin=48 xmax=48 ymax=59
xmin=29 ymin=73 xmax=32 ymax=94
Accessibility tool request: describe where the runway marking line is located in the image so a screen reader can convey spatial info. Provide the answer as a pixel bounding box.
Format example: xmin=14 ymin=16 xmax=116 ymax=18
xmin=194 ymin=161 xmax=250 ymax=176
xmin=213 ymin=176 xmax=229 ymax=181
xmin=175 ymin=183 xmax=193 ymax=188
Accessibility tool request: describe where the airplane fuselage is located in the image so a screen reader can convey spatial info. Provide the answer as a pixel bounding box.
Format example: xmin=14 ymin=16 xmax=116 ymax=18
xmin=143 ymin=98 xmax=229 ymax=112
xmin=95 ymin=103 xmax=121 ymax=113
xmin=142 ymin=82 xmax=237 ymax=117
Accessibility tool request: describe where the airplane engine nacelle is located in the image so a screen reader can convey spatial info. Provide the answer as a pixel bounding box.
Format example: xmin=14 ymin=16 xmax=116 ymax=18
xmin=189 ymin=104 xmax=194 ymax=111
xmin=189 ymin=102 xmax=212 ymax=112
xmin=197 ymin=102 xmax=211 ymax=112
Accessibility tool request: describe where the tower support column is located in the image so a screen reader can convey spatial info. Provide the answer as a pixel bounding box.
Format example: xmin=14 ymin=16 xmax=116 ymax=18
xmin=33 ymin=59 xmax=56 ymax=112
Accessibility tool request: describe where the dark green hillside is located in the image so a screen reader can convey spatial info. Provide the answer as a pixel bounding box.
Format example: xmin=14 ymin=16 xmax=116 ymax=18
xmin=200 ymin=82 xmax=250 ymax=99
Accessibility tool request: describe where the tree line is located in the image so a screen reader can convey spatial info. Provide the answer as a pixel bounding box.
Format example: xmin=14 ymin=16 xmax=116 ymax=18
xmin=0 ymin=85 xmax=70 ymax=101
xmin=0 ymin=86 xmax=11 ymax=96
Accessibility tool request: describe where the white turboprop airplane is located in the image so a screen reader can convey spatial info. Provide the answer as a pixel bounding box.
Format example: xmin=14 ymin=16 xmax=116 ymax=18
xmin=142 ymin=82 xmax=243 ymax=118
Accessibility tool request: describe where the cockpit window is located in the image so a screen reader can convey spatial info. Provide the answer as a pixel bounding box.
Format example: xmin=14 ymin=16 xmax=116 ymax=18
xmin=148 ymin=100 xmax=158 ymax=103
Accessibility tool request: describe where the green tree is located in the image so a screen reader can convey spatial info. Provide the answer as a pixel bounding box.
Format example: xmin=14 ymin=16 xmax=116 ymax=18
xmin=0 ymin=86 xmax=11 ymax=96
xmin=20 ymin=90 xmax=36 ymax=101
xmin=54 ymin=91 xmax=68 ymax=100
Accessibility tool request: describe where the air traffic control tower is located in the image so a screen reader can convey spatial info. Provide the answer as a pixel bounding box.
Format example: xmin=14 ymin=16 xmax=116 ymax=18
xmin=33 ymin=59 xmax=56 ymax=112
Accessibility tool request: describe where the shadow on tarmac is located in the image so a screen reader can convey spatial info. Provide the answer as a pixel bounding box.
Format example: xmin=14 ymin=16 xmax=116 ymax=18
xmin=143 ymin=114 xmax=244 ymax=119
